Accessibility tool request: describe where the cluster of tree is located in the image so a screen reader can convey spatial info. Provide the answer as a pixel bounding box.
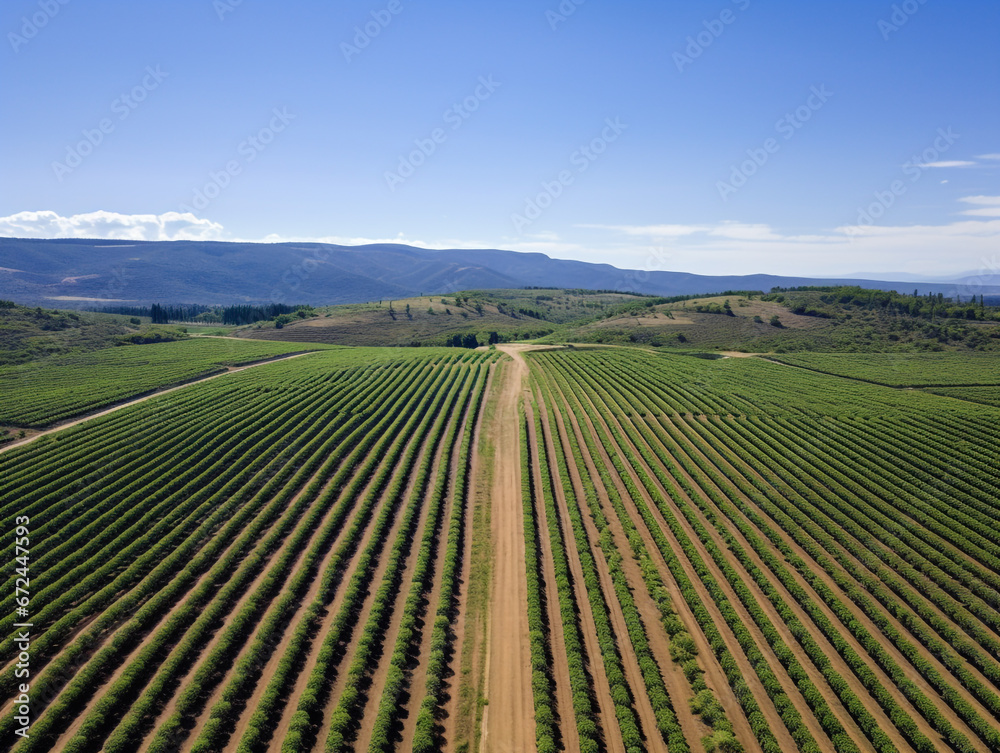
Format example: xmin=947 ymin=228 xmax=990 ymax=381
xmin=89 ymin=302 xmax=313 ymax=325
xmin=445 ymin=333 xmax=480 ymax=348
xmin=116 ymin=327 xmax=189 ymax=345
xmin=694 ymin=300 xmax=736 ymax=316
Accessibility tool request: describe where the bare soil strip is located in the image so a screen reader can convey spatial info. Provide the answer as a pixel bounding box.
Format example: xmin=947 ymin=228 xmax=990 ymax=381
xmin=444 ymin=361 xmax=497 ymax=751
xmin=481 ymin=346 xmax=536 ymax=753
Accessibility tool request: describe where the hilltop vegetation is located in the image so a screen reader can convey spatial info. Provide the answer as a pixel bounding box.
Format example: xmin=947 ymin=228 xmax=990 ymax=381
xmin=0 ymin=299 xmax=200 ymax=365
xmin=12 ymin=286 xmax=1000 ymax=357
xmin=559 ymin=286 xmax=1000 ymax=352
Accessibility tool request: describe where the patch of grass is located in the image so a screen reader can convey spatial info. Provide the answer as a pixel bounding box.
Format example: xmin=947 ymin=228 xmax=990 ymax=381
xmin=455 ymin=358 xmax=502 ymax=753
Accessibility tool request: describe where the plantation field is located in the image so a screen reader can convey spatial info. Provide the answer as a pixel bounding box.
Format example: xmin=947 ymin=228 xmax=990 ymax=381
xmin=924 ymin=386 xmax=1000 ymax=408
xmin=507 ymin=346 xmax=1000 ymax=753
xmin=1 ymin=340 xmax=999 ymax=753
xmin=0 ymin=338 xmax=325 ymax=427
xmin=768 ymin=352 xmax=1000 ymax=387
xmin=0 ymin=346 xmax=495 ymax=752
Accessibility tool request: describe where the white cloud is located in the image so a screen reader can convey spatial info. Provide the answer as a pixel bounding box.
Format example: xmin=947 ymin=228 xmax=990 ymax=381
xmin=958 ymin=196 xmax=1000 ymax=217
xmin=578 ymin=223 xmax=707 ymax=237
xmin=706 ymin=222 xmax=783 ymax=241
xmin=975 ymin=153 xmax=1000 ymax=160
xmin=959 ymin=195 xmax=1000 ymax=205
xmin=0 ymin=210 xmax=224 ymax=241
xmin=920 ymin=160 xmax=976 ymax=168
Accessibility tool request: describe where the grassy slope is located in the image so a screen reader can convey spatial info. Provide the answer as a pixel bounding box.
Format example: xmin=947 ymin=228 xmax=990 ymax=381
xmin=0 ymin=302 xmax=137 ymax=365
xmin=233 ymin=290 xmax=645 ymax=347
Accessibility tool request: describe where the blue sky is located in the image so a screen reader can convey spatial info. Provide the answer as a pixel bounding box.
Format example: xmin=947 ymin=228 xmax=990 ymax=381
xmin=1 ymin=0 xmax=998 ymax=278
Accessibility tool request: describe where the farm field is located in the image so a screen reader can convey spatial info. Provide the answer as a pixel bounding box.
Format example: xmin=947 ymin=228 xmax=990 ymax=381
xmin=0 ymin=338 xmax=325 ymax=427
xmin=767 ymin=352 xmax=1000 ymax=387
xmin=1 ymin=340 xmax=999 ymax=752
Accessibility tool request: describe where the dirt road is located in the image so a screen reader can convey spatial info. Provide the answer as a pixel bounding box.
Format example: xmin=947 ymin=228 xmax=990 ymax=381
xmin=481 ymin=346 xmax=536 ymax=753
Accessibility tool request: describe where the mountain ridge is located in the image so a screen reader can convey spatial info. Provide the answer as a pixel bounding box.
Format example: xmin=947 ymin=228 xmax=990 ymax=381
xmin=0 ymin=236 xmax=995 ymax=306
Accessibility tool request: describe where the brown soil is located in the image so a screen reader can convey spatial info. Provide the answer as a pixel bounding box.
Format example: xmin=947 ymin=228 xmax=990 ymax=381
xmin=480 ymin=346 xmax=536 ymax=753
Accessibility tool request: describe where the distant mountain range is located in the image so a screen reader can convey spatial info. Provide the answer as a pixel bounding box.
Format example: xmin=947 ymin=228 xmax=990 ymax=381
xmin=1 ymin=237 xmax=997 ymax=307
